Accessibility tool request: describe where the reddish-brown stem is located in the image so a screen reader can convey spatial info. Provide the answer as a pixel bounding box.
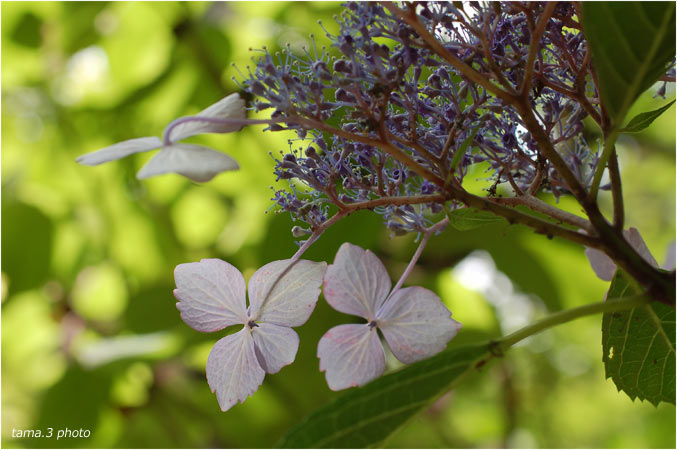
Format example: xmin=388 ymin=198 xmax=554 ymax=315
xmin=337 ymin=194 xmax=447 ymax=212
xmin=383 ymin=2 xmax=516 ymax=104
xmin=479 ymin=11 xmax=518 ymax=93
xmin=439 ymin=126 xmax=458 ymax=173
xmin=521 ymin=2 xmax=557 ymax=96
xmin=289 ymin=115 xmax=446 ymax=186
xmin=535 ymin=75 xmax=602 ymax=126
xmin=442 ymin=185 xmax=599 ymax=248
xmin=496 ymin=195 xmax=593 ymax=233
xmin=388 ymin=131 xmax=442 ymax=168
xmin=388 ymin=217 xmax=450 ymax=298
xmin=526 ymin=162 xmax=545 ymax=195
xmin=514 ymin=101 xmax=594 ymax=211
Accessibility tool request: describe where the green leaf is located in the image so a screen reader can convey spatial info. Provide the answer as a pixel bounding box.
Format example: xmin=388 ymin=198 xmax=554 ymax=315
xmin=10 ymin=11 xmax=43 ymax=48
xmin=581 ymin=2 xmax=676 ymax=127
xmin=620 ymin=100 xmax=675 ymax=133
xmin=447 ymin=207 xmax=506 ymax=231
xmin=449 ymin=127 xmax=478 ymax=173
xmin=277 ymin=344 xmax=489 ymax=448
xmin=1 ymin=201 xmax=53 ymax=295
xmin=602 ymin=271 xmax=676 ymax=406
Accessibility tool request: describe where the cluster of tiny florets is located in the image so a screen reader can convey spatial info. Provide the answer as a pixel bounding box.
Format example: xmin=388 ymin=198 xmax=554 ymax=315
xmin=240 ymin=1 xmax=601 ymax=233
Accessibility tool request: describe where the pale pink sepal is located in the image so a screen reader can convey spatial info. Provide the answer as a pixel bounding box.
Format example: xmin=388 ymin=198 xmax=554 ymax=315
xmin=247 ymin=259 xmax=327 ymax=327
xmin=377 ymin=286 xmax=462 ymax=364
xmin=174 ymin=259 xmax=248 ymax=332
xmin=206 ymin=328 xmax=265 ymax=412
xmin=76 ymin=137 xmax=162 ymax=166
xmin=169 ymin=93 xmax=246 ymax=142
xmin=323 ymin=242 xmax=391 ymax=319
xmin=251 ymin=323 xmax=300 ymax=374
xmin=317 ymin=324 xmax=386 ymax=391
xmin=136 ymin=143 xmax=239 ymax=182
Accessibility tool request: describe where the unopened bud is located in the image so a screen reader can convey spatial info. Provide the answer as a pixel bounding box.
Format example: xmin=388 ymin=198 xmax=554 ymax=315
xmin=291 ymin=226 xmax=311 ymax=238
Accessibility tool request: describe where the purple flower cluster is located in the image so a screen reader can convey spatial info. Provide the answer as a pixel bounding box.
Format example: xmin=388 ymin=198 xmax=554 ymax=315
xmin=239 ymin=2 xmax=601 ymax=233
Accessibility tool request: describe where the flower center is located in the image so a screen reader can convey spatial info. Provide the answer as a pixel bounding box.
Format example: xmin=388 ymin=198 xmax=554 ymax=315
xmin=368 ymin=320 xmax=377 ymax=329
xmin=247 ymin=320 xmax=259 ymax=329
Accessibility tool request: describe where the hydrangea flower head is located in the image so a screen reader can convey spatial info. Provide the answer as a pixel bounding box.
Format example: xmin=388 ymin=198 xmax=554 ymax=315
xmin=174 ymin=258 xmax=326 ymax=411
xmin=318 ymin=243 xmax=461 ymax=390
xmin=76 ymin=93 xmax=245 ymax=182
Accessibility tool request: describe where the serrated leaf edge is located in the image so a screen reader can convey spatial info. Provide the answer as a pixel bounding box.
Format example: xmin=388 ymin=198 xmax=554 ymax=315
xmin=604 ymin=301 xmax=675 ymax=405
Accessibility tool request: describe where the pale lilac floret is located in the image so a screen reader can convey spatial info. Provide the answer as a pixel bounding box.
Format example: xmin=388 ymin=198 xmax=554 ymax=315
xmin=318 ymin=243 xmax=462 ymax=391
xmin=76 ymin=93 xmax=245 ymax=182
xmin=174 ymin=258 xmax=326 ymax=411
xmin=585 ymin=227 xmax=662 ymax=281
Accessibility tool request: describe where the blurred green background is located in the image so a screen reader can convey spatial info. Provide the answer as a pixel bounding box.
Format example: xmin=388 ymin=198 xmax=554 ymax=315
xmin=1 ymin=2 xmax=675 ymax=448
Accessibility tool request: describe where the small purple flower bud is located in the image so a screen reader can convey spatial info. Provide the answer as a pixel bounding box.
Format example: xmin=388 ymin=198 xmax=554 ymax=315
xmin=264 ymin=63 xmax=276 ymax=75
xmin=250 ymin=81 xmax=266 ymax=96
xmin=427 ymin=74 xmax=442 ymax=90
xmin=420 ymin=181 xmax=435 ymax=195
xmin=316 ymin=137 xmax=327 ymax=152
xmin=335 ymin=88 xmax=356 ymax=103
xmin=333 ymin=59 xmax=349 ymax=73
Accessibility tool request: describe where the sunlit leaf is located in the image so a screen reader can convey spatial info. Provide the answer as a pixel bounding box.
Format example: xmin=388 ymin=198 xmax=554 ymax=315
xmin=71 ymin=262 xmax=129 ymax=322
xmin=620 ymin=100 xmax=676 ymax=133
xmin=449 ymin=127 xmax=478 ymax=174
xmin=581 ymin=2 xmax=676 ymax=127
xmin=602 ymin=271 xmax=676 ymax=406
xmin=447 ymin=207 xmax=506 ymax=231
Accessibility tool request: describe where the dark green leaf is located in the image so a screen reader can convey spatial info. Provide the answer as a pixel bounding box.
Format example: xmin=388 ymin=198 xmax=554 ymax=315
xmin=581 ymin=2 xmax=676 ymax=127
xmin=449 ymin=127 xmax=478 ymax=173
xmin=125 ymin=285 xmax=183 ymax=333
xmin=31 ymin=366 xmax=113 ymax=448
xmin=602 ymin=271 xmax=676 ymax=406
xmin=10 ymin=11 xmax=42 ymax=48
xmin=277 ymin=344 xmax=489 ymax=448
xmin=620 ymin=100 xmax=675 ymax=133
xmin=1 ymin=202 xmax=53 ymax=295
xmin=447 ymin=207 xmax=506 ymax=231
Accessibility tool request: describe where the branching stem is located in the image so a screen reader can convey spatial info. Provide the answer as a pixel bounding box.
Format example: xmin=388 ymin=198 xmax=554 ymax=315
xmin=520 ymin=2 xmax=556 ymax=96
xmin=389 ymin=217 xmax=449 ymax=298
xmin=383 ymin=2 xmax=515 ymax=104
xmin=496 ymin=195 xmax=594 ymax=233
xmin=496 ymin=295 xmax=649 ymax=351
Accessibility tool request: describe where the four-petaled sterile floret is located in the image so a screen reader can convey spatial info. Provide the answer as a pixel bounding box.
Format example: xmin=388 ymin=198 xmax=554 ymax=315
xmin=76 ymin=93 xmax=245 ymax=182
xmin=318 ymin=243 xmax=462 ymax=390
xmin=174 ymin=258 xmax=326 ymax=411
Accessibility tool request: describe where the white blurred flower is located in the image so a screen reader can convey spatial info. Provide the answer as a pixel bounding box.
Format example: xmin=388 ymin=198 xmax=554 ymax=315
xmin=76 ymin=93 xmax=245 ymax=182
